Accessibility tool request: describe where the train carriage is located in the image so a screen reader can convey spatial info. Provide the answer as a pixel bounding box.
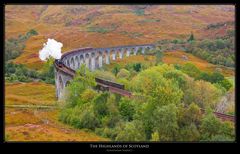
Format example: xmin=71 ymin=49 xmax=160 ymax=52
xmin=95 ymin=77 xmax=125 ymax=89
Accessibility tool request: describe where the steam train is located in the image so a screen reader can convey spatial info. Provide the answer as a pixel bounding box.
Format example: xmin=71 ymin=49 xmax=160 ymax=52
xmin=55 ymin=59 xmax=64 ymax=67
xmin=95 ymin=77 xmax=125 ymax=90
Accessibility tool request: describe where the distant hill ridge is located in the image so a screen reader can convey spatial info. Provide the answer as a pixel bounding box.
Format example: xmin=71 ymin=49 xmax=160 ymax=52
xmin=5 ymin=5 xmax=235 ymax=69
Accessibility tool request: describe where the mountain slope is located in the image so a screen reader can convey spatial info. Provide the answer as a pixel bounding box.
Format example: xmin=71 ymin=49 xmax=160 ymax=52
xmin=5 ymin=5 xmax=235 ymax=69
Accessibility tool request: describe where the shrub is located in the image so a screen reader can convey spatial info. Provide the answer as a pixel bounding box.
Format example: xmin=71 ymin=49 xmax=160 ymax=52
xmin=218 ymin=78 xmax=233 ymax=91
xmin=184 ymin=80 xmax=222 ymax=109
xmin=117 ymin=69 xmax=130 ymax=79
xmin=67 ymin=104 xmax=101 ymax=130
xmin=93 ymin=93 xmax=109 ymax=117
xmin=119 ymin=98 xmax=135 ymax=121
xmin=163 ymin=70 xmax=187 ymax=89
xmin=134 ymin=9 xmax=145 ymax=16
xmin=81 ymin=89 xmax=98 ymax=104
xmin=5 ymin=62 xmax=43 ymax=83
xmin=178 ymin=124 xmax=200 ymax=141
xmin=115 ymin=120 xmax=146 ymax=141
xmin=150 ymin=131 xmax=159 ymax=141
xmin=187 ymin=33 xmax=195 ymax=42
xmin=210 ymin=72 xmax=224 ymax=83
xmin=78 ymin=107 xmax=100 ymax=130
xmin=196 ymin=72 xmax=212 ymax=82
xmin=112 ymin=64 xmax=121 ymax=76
xmin=199 ymin=111 xmax=233 ymax=141
xmin=184 ymin=33 xmax=235 ymax=68
xmin=181 ymin=63 xmax=201 ymax=78
xmin=152 ymin=104 xmax=179 ymax=141
xmin=155 ymin=50 xmax=163 ymax=65
xmin=27 ymin=29 xmax=38 ymax=36
xmin=133 ymin=63 xmax=142 ymax=72
xmin=94 ymin=70 xmax=116 ymax=81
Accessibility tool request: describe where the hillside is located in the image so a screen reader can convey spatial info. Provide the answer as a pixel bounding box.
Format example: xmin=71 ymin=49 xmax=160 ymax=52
xmin=5 ymin=5 xmax=235 ymax=70
xmin=5 ymin=82 xmax=109 ymax=141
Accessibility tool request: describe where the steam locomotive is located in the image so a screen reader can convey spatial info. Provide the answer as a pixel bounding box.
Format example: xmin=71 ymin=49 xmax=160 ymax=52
xmin=55 ymin=59 xmax=64 ymax=67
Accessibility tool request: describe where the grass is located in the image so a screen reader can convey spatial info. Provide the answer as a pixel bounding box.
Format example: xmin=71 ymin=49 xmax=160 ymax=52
xmin=5 ymin=108 xmax=109 ymax=141
xmin=5 ymin=82 xmax=109 ymax=141
xmin=5 ymin=82 xmax=56 ymax=105
xmin=5 ymin=108 xmax=43 ymax=126
xmin=13 ymin=35 xmax=47 ymax=70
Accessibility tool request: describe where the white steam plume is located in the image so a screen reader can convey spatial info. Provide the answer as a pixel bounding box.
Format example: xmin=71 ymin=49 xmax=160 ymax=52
xmin=39 ymin=38 xmax=63 ymax=61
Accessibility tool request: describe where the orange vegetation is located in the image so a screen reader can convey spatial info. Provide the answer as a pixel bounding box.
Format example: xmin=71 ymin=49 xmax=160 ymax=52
xmin=5 ymin=5 xmax=235 ymax=70
xmin=5 ymin=82 xmax=108 ymax=141
xmin=5 ymin=108 xmax=108 ymax=141
xmin=5 ymin=82 xmax=56 ymax=105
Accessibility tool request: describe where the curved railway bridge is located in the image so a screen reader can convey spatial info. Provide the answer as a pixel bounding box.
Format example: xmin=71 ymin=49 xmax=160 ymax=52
xmin=54 ymin=44 xmax=155 ymax=99
xmin=54 ymin=44 xmax=234 ymax=122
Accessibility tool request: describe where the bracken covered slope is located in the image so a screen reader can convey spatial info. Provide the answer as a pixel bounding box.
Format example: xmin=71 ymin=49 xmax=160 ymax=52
xmin=5 ymin=5 xmax=235 ymax=69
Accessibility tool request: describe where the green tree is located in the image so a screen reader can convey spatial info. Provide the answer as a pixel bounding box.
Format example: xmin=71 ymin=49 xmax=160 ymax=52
xmin=115 ymin=120 xmax=146 ymax=141
xmin=196 ymin=72 xmax=212 ymax=82
xmin=209 ymin=134 xmax=233 ymax=141
xmin=119 ymin=98 xmax=135 ymax=121
xmin=133 ymin=63 xmax=142 ymax=72
xmin=132 ymin=69 xmax=183 ymax=107
xmin=178 ymin=123 xmax=200 ymax=141
xmin=200 ymin=111 xmax=222 ymax=140
xmin=178 ymin=103 xmax=202 ymax=127
xmin=66 ymin=64 xmax=96 ymax=107
xmin=184 ymin=80 xmax=222 ymax=108
xmin=218 ymin=78 xmax=232 ymax=91
xmin=210 ymin=72 xmax=224 ymax=83
xmin=200 ymin=110 xmax=234 ymax=141
xmin=152 ymin=104 xmax=179 ymax=141
xmin=163 ymin=70 xmax=187 ymax=89
xmin=93 ymin=93 xmax=109 ymax=117
xmin=181 ymin=63 xmax=201 ymax=78
xmin=81 ymin=89 xmax=98 ymax=104
xmin=150 ymin=131 xmax=159 ymax=141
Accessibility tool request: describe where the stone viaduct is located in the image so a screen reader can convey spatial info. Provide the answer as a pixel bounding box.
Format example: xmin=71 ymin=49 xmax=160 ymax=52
xmin=54 ymin=44 xmax=155 ymax=99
